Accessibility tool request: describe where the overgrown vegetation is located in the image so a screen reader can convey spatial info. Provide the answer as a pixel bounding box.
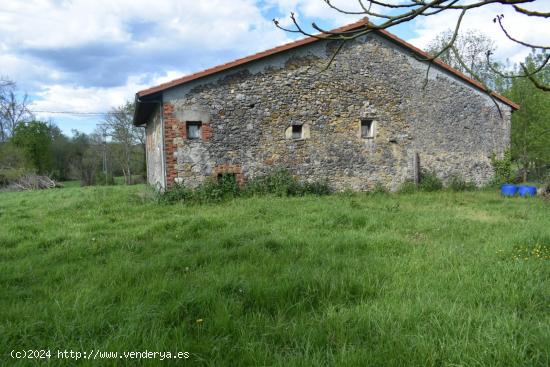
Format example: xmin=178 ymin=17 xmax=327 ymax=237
xmin=157 ymin=168 xmax=331 ymax=204
xmin=504 ymin=51 xmax=550 ymax=182
xmin=448 ymin=175 xmax=476 ymax=192
xmin=398 ymin=169 xmax=444 ymax=193
xmin=1 ymin=185 xmax=548 ymax=366
xmin=491 ymin=150 xmax=514 ymax=185
xmin=418 ymin=170 xmax=443 ymax=192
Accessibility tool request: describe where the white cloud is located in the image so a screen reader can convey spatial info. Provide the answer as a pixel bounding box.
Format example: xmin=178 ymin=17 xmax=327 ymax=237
xmin=267 ymin=0 xmax=364 ymax=29
xmin=0 ymin=0 xmax=293 ymax=125
xmin=0 ymin=0 xmax=289 ymax=51
xmin=1 ymin=0 xmax=548 ymax=134
xmin=29 ymin=70 xmax=188 ymax=119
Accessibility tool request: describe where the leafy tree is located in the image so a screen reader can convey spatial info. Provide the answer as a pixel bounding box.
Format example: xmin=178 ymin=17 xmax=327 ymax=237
xmin=101 ymin=101 xmax=145 ymax=184
xmin=68 ymin=131 xmax=104 ymax=186
xmin=11 ymin=121 xmax=53 ymax=174
xmin=0 ymin=142 xmax=27 ymax=186
xmin=505 ymin=51 xmax=550 ymax=181
xmin=49 ymin=124 xmax=73 ymax=180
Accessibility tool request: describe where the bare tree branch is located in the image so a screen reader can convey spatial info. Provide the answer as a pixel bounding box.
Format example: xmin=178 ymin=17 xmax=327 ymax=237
xmin=513 ymin=5 xmax=550 ymax=17
xmin=521 ymin=63 xmax=550 ymax=91
xmin=274 ymin=0 xmax=550 ymax=92
xmin=494 ymin=14 xmax=549 ymax=50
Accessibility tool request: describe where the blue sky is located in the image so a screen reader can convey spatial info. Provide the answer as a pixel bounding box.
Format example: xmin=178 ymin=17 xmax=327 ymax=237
xmin=1 ymin=0 xmax=547 ymax=135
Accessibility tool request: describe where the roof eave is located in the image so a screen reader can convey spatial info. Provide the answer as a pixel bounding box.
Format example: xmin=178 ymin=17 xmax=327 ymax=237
xmin=133 ymin=93 xmax=162 ymax=126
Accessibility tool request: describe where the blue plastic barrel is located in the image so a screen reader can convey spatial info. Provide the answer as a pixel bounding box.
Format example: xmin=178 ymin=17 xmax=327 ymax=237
xmin=518 ymin=185 xmax=537 ymax=197
xmin=501 ymin=184 xmax=518 ymax=197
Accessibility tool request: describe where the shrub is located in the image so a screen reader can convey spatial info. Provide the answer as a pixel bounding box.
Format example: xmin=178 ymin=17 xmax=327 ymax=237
xmin=194 ymin=176 xmax=239 ymax=203
xmin=157 ymin=168 xmax=331 ymax=204
xmin=0 ymin=143 xmax=28 ymax=187
xmin=244 ymin=168 xmax=299 ymax=196
xmin=398 ymin=170 xmax=443 ymax=193
xmin=448 ymin=175 xmax=476 ymax=191
xmin=491 ymin=150 xmax=513 ymax=184
xmin=419 ymin=170 xmax=443 ymax=192
xmin=157 ymin=175 xmax=240 ymax=204
xmin=302 ymin=180 xmax=331 ymax=195
xmin=155 ymin=183 xmax=191 ymax=204
xmin=95 ymin=172 xmax=116 ymax=186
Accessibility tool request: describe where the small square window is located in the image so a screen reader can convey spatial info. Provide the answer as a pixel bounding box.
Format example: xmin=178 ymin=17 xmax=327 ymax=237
xmin=361 ymin=119 xmax=374 ymax=138
xmin=186 ymin=121 xmax=202 ymax=140
xmin=292 ymin=125 xmax=303 ymax=139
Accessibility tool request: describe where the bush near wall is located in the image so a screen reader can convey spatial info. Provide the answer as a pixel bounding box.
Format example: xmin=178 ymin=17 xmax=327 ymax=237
xmin=157 ymin=168 xmax=331 ymax=204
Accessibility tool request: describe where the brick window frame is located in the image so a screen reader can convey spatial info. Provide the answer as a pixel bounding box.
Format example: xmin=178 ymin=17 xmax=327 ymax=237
xmin=213 ymin=164 xmax=245 ymax=186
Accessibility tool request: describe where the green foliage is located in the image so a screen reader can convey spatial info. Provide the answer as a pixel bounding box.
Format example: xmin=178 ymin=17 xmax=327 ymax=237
xmin=0 ymin=142 xmax=27 ymax=186
xmin=155 ymin=182 xmax=191 ymax=203
xmin=158 ymin=168 xmax=331 ymax=204
xmin=398 ymin=180 xmax=418 ymax=194
xmin=301 ymin=179 xmax=332 ymax=196
xmin=194 ymin=176 xmax=239 ymax=203
xmin=371 ymin=182 xmax=389 ymax=195
xmin=1 ymin=186 xmax=549 ymax=366
xmin=491 ymin=150 xmax=513 ymax=185
xmin=68 ymin=131 xmax=101 ymax=186
xmin=244 ymin=168 xmax=301 ymax=196
xmin=11 ymin=121 xmax=53 ymax=174
xmin=102 ymin=101 xmax=145 ymax=185
xmin=95 ymin=171 xmax=116 ymax=186
xmin=244 ymin=168 xmax=331 ymax=197
xmin=156 ymin=176 xmax=240 ymax=205
xmin=49 ymin=125 xmax=73 ymax=181
xmin=398 ymin=171 xmax=443 ymax=193
xmin=419 ymin=170 xmax=443 ymax=192
xmin=448 ymin=175 xmax=476 ymax=192
xmin=504 ymin=51 xmax=550 ymax=182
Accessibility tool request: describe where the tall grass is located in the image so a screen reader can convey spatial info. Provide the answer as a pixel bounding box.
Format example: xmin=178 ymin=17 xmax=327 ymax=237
xmin=0 ymin=185 xmax=549 ymax=366
xmin=157 ymin=168 xmax=331 ymax=204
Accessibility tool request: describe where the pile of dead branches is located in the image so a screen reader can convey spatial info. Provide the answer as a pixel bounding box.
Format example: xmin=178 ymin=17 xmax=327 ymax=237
xmin=7 ymin=174 xmax=62 ymax=191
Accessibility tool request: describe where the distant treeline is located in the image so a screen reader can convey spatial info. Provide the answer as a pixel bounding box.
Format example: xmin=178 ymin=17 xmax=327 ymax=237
xmin=0 ymin=82 xmax=144 ymax=187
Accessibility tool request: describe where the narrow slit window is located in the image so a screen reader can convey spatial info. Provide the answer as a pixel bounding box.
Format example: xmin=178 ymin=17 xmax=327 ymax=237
xmin=361 ymin=119 xmax=374 ymax=138
xmin=292 ymin=125 xmax=303 ymax=139
xmin=187 ymin=121 xmax=202 ymax=140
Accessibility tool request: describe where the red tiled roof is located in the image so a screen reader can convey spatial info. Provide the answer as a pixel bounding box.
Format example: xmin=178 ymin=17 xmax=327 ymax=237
xmin=137 ymin=18 xmax=518 ymax=110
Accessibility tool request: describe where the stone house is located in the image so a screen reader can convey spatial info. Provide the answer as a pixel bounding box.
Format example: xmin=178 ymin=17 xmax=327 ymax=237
xmin=133 ymin=19 xmax=518 ymax=191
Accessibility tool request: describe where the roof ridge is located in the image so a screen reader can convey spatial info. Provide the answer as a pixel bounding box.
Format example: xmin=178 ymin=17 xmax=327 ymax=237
xmin=136 ymin=18 xmax=518 ymax=110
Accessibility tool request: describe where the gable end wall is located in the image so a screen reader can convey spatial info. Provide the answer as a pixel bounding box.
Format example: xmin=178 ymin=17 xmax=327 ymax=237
xmin=149 ymin=34 xmax=511 ymax=191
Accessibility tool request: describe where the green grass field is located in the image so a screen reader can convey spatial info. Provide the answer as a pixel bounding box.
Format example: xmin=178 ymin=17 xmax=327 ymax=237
xmin=1 ymin=185 xmax=549 ymax=366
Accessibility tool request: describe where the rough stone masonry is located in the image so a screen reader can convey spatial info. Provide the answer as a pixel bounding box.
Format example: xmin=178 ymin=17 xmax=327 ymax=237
xmin=135 ymin=24 xmax=516 ymax=192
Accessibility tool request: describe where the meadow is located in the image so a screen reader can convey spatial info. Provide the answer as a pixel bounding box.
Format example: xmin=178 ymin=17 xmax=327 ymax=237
xmin=1 ymin=185 xmax=549 ymax=366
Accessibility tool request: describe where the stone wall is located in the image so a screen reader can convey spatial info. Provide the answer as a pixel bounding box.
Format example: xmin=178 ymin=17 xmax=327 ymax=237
xmin=152 ymin=33 xmax=512 ymax=191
